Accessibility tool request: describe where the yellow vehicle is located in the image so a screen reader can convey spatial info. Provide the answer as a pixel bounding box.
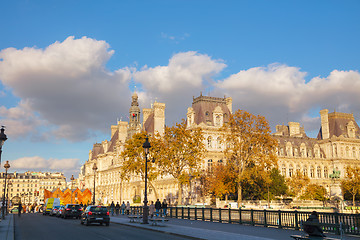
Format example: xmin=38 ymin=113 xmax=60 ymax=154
xmin=43 ymin=198 xmax=60 ymax=215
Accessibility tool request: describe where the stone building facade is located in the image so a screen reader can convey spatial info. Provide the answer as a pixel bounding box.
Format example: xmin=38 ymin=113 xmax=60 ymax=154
xmin=0 ymin=171 xmax=66 ymax=205
xmin=79 ymin=94 xmax=360 ymax=205
xmin=275 ymin=109 xmax=360 ymax=199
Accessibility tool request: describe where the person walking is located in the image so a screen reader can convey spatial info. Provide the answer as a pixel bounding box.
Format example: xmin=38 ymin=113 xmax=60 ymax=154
xmin=149 ymin=201 xmax=155 ymax=218
xmin=110 ymin=201 xmax=115 ymax=216
xmin=115 ymin=202 xmax=120 ymax=215
xmin=126 ymin=201 xmax=130 ymax=215
xmin=155 ymin=199 xmax=161 ymax=217
xmin=18 ymin=202 xmax=22 ymax=217
xmin=161 ymin=199 xmax=168 ymax=217
xmin=121 ymin=201 xmax=126 ymax=215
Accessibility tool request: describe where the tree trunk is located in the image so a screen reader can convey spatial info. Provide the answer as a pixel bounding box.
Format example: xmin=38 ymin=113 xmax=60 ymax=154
xmin=237 ymin=181 xmax=242 ymax=207
xmin=178 ymin=182 xmax=183 ymax=205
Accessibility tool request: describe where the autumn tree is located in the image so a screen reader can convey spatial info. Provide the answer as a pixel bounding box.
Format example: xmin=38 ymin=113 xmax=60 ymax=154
xmin=205 ymin=163 xmax=237 ymax=201
xmin=222 ymin=110 xmax=278 ymax=206
xmin=286 ymin=170 xmax=310 ymax=198
xmin=120 ymin=131 xmax=160 ymax=199
xmin=301 ymin=184 xmax=327 ymax=201
xmin=154 ymin=120 xmax=205 ymax=205
xmin=341 ymin=166 xmax=360 ymax=207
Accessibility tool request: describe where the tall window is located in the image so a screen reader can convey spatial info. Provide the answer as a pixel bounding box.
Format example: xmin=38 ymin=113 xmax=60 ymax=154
xmin=207 ymin=137 xmax=212 ymax=148
xmin=324 ymin=167 xmax=328 ymax=178
xmin=207 ymin=159 xmax=213 ymax=173
xmin=303 ymin=166 xmax=308 ymax=177
xmin=317 ymin=166 xmax=321 ymax=178
xmin=310 ymin=166 xmax=315 ymax=178
xmin=289 ymin=165 xmax=294 ymax=177
xmin=281 ymin=164 xmax=286 ymax=176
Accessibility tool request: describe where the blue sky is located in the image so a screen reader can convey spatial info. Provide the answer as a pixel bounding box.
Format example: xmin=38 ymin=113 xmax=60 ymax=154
xmin=1 ymin=0 xmax=360 ymax=179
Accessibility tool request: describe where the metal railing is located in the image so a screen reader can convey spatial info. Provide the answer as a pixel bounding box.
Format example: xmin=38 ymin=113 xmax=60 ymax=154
xmin=130 ymin=206 xmax=360 ymax=235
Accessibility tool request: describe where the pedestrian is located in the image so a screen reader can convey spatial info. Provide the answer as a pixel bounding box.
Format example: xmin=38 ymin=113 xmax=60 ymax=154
xmin=155 ymin=199 xmax=161 ymax=216
xmin=18 ymin=202 xmax=22 ymax=217
xmin=126 ymin=201 xmax=130 ymax=215
xmin=121 ymin=201 xmax=126 ymax=215
xmin=149 ymin=201 xmax=155 ymax=218
xmin=161 ymin=199 xmax=168 ymax=217
xmin=115 ymin=202 xmax=120 ymax=215
xmin=110 ymin=201 xmax=115 ymax=216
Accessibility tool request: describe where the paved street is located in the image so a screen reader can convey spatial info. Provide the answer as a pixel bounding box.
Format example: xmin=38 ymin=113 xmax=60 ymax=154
xmin=14 ymin=213 xmax=189 ymax=240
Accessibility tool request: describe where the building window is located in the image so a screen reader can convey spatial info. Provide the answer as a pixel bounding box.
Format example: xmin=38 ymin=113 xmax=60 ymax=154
xmin=317 ymin=166 xmax=321 ymax=178
xmin=310 ymin=166 xmax=315 ymax=178
xmin=324 ymin=167 xmax=328 ymax=178
xmin=207 ymin=159 xmax=213 ymax=173
xmin=289 ymin=165 xmax=293 ymax=177
xmin=303 ymin=166 xmax=308 ymax=177
xmin=207 ymin=137 xmax=212 ymax=148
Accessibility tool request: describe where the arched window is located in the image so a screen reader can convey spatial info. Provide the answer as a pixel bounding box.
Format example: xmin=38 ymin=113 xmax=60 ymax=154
xmin=310 ymin=166 xmax=315 ymax=178
xmin=296 ymin=165 xmax=301 ymax=174
xmin=317 ymin=166 xmax=321 ymax=178
xmin=324 ymin=167 xmax=328 ymax=178
xmin=289 ymin=165 xmax=294 ymax=177
xmin=303 ymin=165 xmax=308 ymax=177
xmin=346 ymin=146 xmax=350 ymax=158
xmin=207 ymin=136 xmax=212 ymax=148
xmin=352 ymin=147 xmax=356 ymax=158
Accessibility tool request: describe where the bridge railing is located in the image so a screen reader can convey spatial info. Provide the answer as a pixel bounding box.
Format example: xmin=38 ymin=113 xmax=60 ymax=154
xmin=130 ymin=206 xmax=360 ymax=235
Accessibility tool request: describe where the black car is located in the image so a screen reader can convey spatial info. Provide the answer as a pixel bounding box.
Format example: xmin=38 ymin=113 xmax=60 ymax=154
xmin=80 ymin=205 xmax=110 ymax=226
xmin=62 ymin=204 xmax=83 ymax=219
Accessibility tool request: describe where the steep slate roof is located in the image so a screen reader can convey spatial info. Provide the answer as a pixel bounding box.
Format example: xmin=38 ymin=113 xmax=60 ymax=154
xmin=107 ymin=130 xmax=119 ymax=152
xmin=144 ymin=112 xmax=155 ymax=134
xmin=191 ymin=95 xmax=231 ymax=125
xmin=317 ymin=112 xmax=360 ymax=140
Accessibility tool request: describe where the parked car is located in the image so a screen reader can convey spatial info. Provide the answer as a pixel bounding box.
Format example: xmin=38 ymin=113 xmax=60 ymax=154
xmin=62 ymin=204 xmax=83 ymax=219
xmin=56 ymin=206 xmax=65 ymax=218
xmin=80 ymin=205 xmax=110 ymax=226
xmin=50 ymin=206 xmax=60 ymax=216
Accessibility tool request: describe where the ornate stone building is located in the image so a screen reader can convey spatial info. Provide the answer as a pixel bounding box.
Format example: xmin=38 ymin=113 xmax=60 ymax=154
xmin=275 ymin=109 xmax=360 ymax=199
xmin=79 ymin=93 xmax=360 ymax=205
xmin=78 ymin=92 xmax=167 ymax=205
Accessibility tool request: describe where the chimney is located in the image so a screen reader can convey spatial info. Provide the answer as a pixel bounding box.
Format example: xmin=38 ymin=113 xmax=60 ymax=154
xmin=320 ymin=109 xmax=330 ymax=139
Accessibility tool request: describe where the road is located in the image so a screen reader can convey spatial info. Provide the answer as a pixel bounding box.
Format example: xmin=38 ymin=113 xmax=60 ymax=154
xmin=14 ymin=213 xmax=190 ymax=240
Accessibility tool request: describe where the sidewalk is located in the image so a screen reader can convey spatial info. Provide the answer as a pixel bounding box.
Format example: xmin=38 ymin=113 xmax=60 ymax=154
xmin=110 ymin=214 xmax=357 ymax=240
xmin=0 ymin=214 xmax=14 ymax=240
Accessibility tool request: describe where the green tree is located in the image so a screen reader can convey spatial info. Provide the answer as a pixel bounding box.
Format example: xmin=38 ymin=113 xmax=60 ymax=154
xmin=120 ymin=132 xmax=160 ymax=199
xmin=222 ymin=110 xmax=278 ymax=206
xmin=341 ymin=166 xmax=360 ymax=207
xmin=154 ymin=120 xmax=205 ymax=205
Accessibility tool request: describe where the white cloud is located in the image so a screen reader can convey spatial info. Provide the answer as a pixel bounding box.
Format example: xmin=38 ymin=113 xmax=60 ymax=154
xmin=216 ymin=64 xmax=360 ymax=134
xmin=10 ymin=156 xmax=79 ymax=170
xmin=0 ymin=100 xmax=45 ymax=139
xmin=0 ymin=36 xmax=132 ymax=141
xmin=134 ymin=51 xmax=227 ymax=124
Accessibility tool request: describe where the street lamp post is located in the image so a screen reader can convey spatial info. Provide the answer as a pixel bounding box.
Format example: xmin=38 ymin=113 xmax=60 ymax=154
xmin=1 ymin=160 xmax=10 ymax=219
xmin=92 ymin=163 xmax=97 ymax=205
xmin=0 ymin=126 xmax=8 ymax=167
xmin=142 ymin=137 xmax=151 ymax=224
xmin=70 ymin=175 xmax=74 ymax=204
xmin=6 ymin=176 xmax=11 ymax=215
